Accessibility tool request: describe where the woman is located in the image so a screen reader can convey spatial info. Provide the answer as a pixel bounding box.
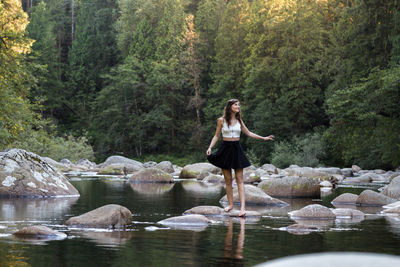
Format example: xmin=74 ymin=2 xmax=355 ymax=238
xmin=206 ymin=99 xmax=274 ymax=217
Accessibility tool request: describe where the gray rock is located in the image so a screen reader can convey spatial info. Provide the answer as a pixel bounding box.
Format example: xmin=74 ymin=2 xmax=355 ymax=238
xmin=358 ymin=172 xmax=387 ymax=183
xmin=382 ymin=206 xmax=400 ymax=214
xmin=99 ymin=155 xmax=143 ymax=169
xmin=373 ymin=169 xmax=386 ymax=174
xmin=220 ymin=185 xmax=288 ymax=206
xmin=316 ymin=167 xmax=342 ymax=175
xmin=352 ymin=165 xmax=362 ymax=173
xmin=98 ymin=163 xmax=142 ymax=175
xmin=129 ymin=168 xmax=173 ymax=183
xmin=242 ymin=168 xmax=261 ymax=183
xmin=183 ymin=206 xmax=224 ymax=216
xmin=143 ymin=161 xmax=157 ymax=168
xmin=341 ymin=168 xmax=353 ymax=177
xmin=41 ymin=156 xmax=67 ymax=170
xmin=158 ymin=214 xmax=210 ymax=226
xmin=332 ymin=208 xmax=365 ymax=218
xmin=0 ymin=149 xmax=80 ymax=197
xmin=203 ymin=174 xmax=225 ymax=183
xmin=254 ymin=252 xmax=400 ymax=267
xmin=356 ymin=190 xmax=397 ymax=206
xmin=196 ymin=171 xmax=211 ymax=181
xmin=285 ymin=167 xmax=331 ymax=180
xmin=382 ymin=176 xmax=400 ymax=200
xmin=289 ymin=204 xmax=336 ymax=219
xmin=261 ymin=164 xmax=278 ymax=174
xmin=331 ymin=193 xmax=358 ymax=205
xmin=65 ymin=204 xmax=132 ymax=228
xmin=14 ymin=225 xmax=67 ymax=240
xmin=76 ymin=158 xmax=96 ymax=168
xmin=155 ymin=161 xmax=174 ymax=173
xmin=258 ymin=176 xmax=320 ymax=198
xmin=60 ymin=159 xmax=72 ymax=165
xmin=319 ymin=181 xmax=333 ymax=187
xmin=179 ymin=163 xmax=220 ymax=178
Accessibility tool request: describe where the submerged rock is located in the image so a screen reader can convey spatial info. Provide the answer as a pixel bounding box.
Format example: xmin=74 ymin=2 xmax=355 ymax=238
xmin=158 ymin=214 xmax=210 ymax=226
xmin=0 ymin=149 xmax=80 ymax=197
xmin=356 ymin=190 xmax=397 ymax=206
xmin=179 ymin=163 xmax=220 ymax=178
xmin=14 ymin=225 xmax=67 ymax=240
xmin=382 ymin=176 xmax=400 ymax=200
xmin=331 ymin=193 xmax=358 ymax=205
xmin=258 ymin=176 xmax=320 ymax=198
xmin=129 ymin=168 xmax=173 ymax=183
xmin=331 ymin=208 xmax=365 ymax=218
xmin=289 ymin=204 xmax=336 ymax=219
xmin=220 ymin=185 xmax=288 ymax=206
xmin=65 ymin=204 xmax=132 ymax=229
xmin=285 ymin=224 xmax=322 ymax=235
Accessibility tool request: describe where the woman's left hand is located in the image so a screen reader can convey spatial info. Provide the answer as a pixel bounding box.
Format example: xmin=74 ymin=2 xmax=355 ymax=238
xmin=263 ymin=135 xmax=275 ymax=141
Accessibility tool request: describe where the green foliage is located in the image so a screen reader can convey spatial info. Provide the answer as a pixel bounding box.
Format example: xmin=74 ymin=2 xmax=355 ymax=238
xmin=271 ymin=131 xmax=326 ymax=169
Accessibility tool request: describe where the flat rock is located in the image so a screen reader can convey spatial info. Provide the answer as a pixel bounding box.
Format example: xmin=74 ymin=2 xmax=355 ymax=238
xmin=331 ymin=208 xmax=365 ymax=218
xmin=356 ymin=190 xmax=397 ymax=206
xmin=331 ymin=193 xmax=358 ymax=205
xmin=289 ymin=204 xmax=336 ymax=219
xmin=183 ymin=206 xmax=224 ymax=216
xmin=65 ymin=204 xmax=132 ymax=229
xmin=258 ymin=176 xmax=320 ymax=198
xmin=285 ymin=167 xmax=331 ymax=180
xmin=14 ymin=225 xmax=67 ymax=240
xmin=179 ymin=163 xmax=220 ymax=178
xmin=319 ymin=181 xmax=333 ymax=187
xmin=382 ymin=176 xmax=400 ymax=200
xmin=254 ymin=252 xmax=400 ymax=267
xmin=129 ymin=168 xmax=173 ymax=183
xmin=315 ymin=167 xmax=342 ymax=175
xmin=0 ymin=149 xmax=80 ymax=197
xmin=158 ymin=214 xmax=210 ymax=226
xmin=220 ymin=185 xmax=288 ymax=206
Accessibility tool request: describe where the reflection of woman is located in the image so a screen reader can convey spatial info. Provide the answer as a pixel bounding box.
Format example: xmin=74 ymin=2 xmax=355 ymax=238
xmin=207 ymin=99 xmax=274 ymax=216
xmin=223 ymin=218 xmax=245 ymax=264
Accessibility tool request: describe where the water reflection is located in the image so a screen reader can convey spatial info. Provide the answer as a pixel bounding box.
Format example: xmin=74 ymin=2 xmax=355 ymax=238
xmin=76 ymin=230 xmax=133 ymax=247
xmin=181 ymin=180 xmax=223 ymax=197
xmin=222 ymin=218 xmax=245 ymax=266
xmin=0 ymin=197 xmax=78 ymax=221
xmin=130 ymin=183 xmax=175 ymax=195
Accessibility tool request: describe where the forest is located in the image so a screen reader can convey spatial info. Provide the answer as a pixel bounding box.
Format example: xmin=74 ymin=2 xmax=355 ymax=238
xmin=1 ymin=0 xmax=399 ymax=169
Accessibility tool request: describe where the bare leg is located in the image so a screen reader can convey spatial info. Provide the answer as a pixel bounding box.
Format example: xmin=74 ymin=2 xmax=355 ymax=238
xmin=222 ymin=168 xmax=233 ymax=212
xmin=234 ymin=168 xmax=246 ymax=217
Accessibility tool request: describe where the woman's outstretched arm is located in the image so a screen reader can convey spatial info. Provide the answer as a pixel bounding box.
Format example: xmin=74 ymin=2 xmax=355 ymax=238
xmin=240 ymin=120 xmax=274 ymax=141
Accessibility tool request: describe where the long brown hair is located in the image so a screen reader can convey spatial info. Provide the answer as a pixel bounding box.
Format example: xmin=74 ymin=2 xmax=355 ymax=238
xmin=223 ymin=99 xmax=242 ymax=126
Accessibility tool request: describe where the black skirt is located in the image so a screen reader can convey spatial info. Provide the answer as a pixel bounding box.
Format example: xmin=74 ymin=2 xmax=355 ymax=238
xmin=207 ymin=141 xmax=251 ymax=170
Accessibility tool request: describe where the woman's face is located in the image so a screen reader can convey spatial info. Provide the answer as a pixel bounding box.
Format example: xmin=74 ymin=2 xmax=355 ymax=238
xmin=231 ymin=101 xmax=240 ymax=113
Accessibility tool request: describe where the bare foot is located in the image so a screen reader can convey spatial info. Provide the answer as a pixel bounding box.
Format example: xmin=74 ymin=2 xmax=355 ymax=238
xmin=238 ymin=210 xmax=246 ymax=217
xmin=224 ymin=206 xmax=233 ymax=212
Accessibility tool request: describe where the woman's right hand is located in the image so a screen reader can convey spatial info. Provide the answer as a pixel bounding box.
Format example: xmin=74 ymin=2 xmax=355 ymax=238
xmin=206 ymin=147 xmax=211 ymax=155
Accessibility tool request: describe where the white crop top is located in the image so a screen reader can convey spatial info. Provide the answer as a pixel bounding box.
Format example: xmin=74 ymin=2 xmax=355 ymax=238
xmin=221 ymin=120 xmax=241 ymax=138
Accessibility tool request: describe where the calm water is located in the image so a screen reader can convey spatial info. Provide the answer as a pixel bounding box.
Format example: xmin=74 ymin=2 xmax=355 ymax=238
xmin=1 ymin=175 xmax=400 ymax=267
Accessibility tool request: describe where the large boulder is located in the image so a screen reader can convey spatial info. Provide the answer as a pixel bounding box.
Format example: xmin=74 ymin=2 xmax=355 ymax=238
xmin=179 ymin=163 xmax=220 ymax=178
xmin=13 ymin=225 xmax=67 ymax=240
xmin=261 ymin=164 xmax=278 ymax=174
xmin=155 ymin=161 xmax=175 ymax=173
xmin=0 ymin=149 xmax=80 ymax=197
xmin=357 ymin=172 xmax=387 ymax=183
xmin=97 ymin=164 xmax=127 ymax=175
xmin=65 ymin=204 xmax=132 ymax=229
xmin=352 ymin=165 xmax=362 ymax=173
xmin=258 ymin=176 xmax=320 ymax=198
xmin=76 ymin=158 xmax=97 ymax=169
xmin=202 ymin=174 xmax=225 ymax=184
xmin=242 ymin=167 xmax=261 ymax=183
xmin=98 ymin=155 xmax=143 ymax=174
xmin=382 ymin=176 xmax=400 ymax=200
xmin=331 ymin=193 xmax=358 ymax=205
xmin=285 ymin=167 xmax=331 ymax=180
xmin=331 ymin=208 xmax=365 ymax=218
xmin=356 ymin=190 xmax=397 ymax=206
xmin=289 ymin=204 xmax=336 ymax=219
xmin=220 ymin=185 xmax=288 ymax=206
xmin=129 ymin=168 xmax=173 ymax=183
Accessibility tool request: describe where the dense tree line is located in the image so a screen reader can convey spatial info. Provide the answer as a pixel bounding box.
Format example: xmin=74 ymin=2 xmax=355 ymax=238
xmin=1 ymin=0 xmax=399 ymax=169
